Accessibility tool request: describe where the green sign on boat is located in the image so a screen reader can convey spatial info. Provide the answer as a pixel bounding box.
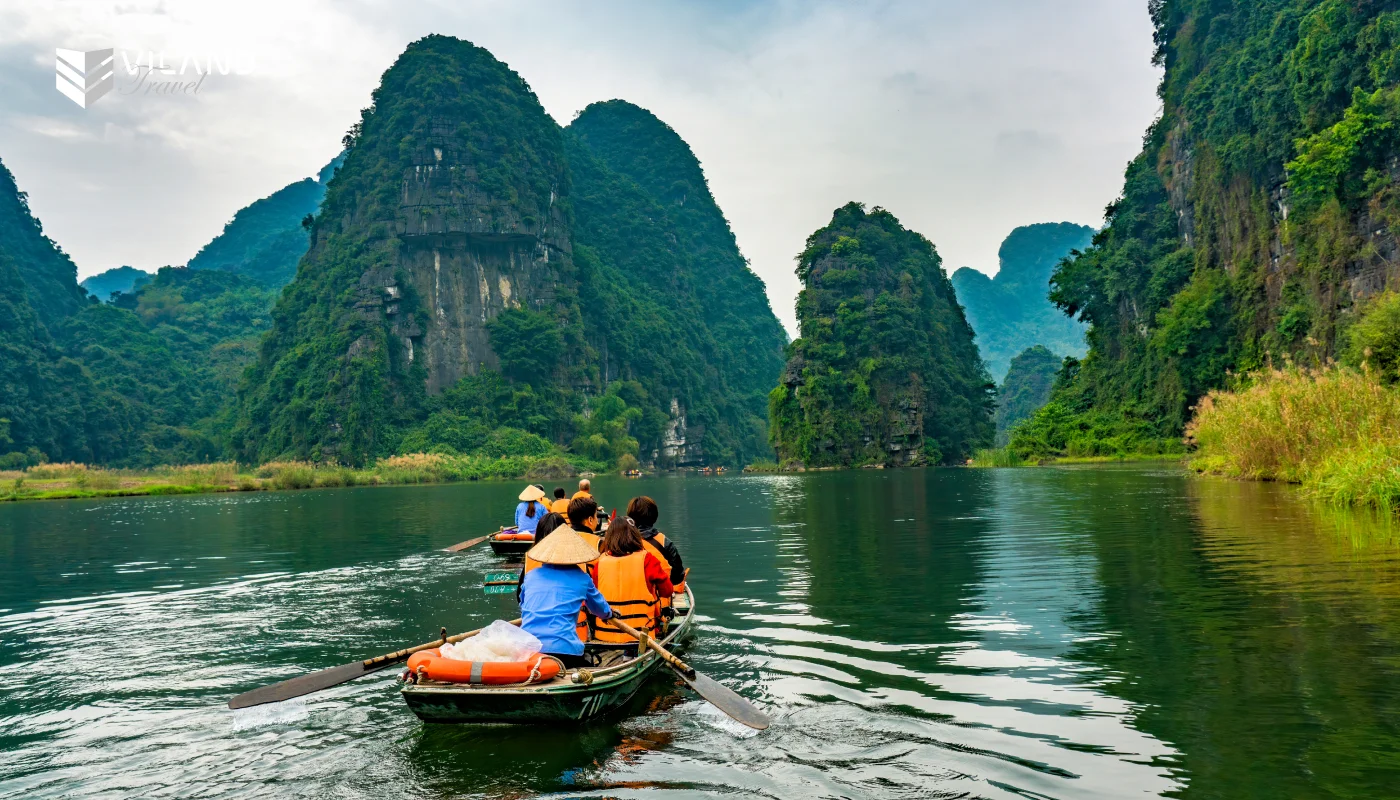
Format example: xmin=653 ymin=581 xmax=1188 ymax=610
xmin=483 ymin=584 xmax=516 ymax=595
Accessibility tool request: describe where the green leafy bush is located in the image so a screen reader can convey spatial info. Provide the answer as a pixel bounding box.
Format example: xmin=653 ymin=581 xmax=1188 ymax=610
xmin=1343 ymin=291 xmax=1400 ymax=383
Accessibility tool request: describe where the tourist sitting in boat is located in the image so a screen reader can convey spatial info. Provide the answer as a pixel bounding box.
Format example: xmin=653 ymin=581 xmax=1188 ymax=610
xmin=627 ymin=495 xmax=686 ymax=590
xmin=572 ymin=478 xmax=593 ymax=501
xmin=586 ymin=517 xmax=673 ymax=643
xmin=516 ymin=512 xmax=566 ymax=602
xmin=549 ymin=487 xmax=569 ymax=514
xmin=519 ymin=529 xmax=613 ymax=669
xmin=567 ymin=496 xmax=602 ymax=549
xmin=515 ymin=485 xmax=550 ymax=535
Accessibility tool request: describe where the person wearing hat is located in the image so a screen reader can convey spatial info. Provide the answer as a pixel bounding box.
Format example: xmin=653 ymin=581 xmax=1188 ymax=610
xmin=519 ymin=528 xmax=613 ymax=668
xmin=515 ymin=484 xmax=550 ymax=535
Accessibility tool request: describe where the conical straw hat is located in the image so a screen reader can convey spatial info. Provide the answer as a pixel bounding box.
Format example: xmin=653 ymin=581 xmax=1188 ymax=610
xmin=518 ymin=484 xmax=547 ymax=502
xmin=526 ymin=529 xmax=599 ymax=565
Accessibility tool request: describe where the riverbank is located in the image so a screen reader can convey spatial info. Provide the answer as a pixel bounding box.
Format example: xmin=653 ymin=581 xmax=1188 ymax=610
xmin=1187 ymin=365 xmax=1400 ymax=514
xmin=0 ymin=453 xmax=590 ymax=503
xmin=970 ymin=448 xmax=1183 ymax=468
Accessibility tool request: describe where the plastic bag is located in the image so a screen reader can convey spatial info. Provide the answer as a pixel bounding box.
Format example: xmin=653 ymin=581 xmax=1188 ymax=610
xmin=440 ymin=620 xmax=542 ymax=662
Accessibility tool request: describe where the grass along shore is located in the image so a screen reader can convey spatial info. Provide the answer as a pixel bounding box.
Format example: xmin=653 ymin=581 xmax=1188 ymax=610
xmin=0 ymin=452 xmax=589 ymax=503
xmin=970 ymin=448 xmax=1183 ymax=467
xmin=1187 ymin=364 xmax=1400 ymax=514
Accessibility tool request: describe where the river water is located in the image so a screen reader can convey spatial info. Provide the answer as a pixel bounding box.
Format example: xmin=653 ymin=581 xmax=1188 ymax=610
xmin=2 ymin=466 xmax=1400 ymax=798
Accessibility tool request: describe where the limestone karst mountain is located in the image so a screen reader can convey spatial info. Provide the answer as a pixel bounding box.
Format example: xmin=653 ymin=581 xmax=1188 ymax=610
xmin=769 ymin=202 xmax=993 ymax=467
xmin=950 ymin=222 xmax=1093 ymax=382
xmin=233 ymin=35 xmax=786 ymax=466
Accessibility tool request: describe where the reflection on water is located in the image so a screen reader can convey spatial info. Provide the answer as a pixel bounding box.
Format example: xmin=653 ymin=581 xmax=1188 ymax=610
xmin=1 ymin=468 xmax=1399 ymax=797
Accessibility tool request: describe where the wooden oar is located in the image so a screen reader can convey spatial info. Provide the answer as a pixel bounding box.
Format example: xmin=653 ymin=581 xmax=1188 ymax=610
xmin=609 ymin=618 xmax=770 ymax=730
xmin=444 ymin=532 xmax=495 ymax=553
xmin=227 ymin=618 xmax=522 ymax=710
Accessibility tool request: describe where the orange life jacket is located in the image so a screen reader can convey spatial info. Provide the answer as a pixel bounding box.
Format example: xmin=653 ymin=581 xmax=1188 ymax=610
xmin=549 ymin=498 xmax=569 ymax=514
xmin=589 ymin=550 xmax=661 ymax=643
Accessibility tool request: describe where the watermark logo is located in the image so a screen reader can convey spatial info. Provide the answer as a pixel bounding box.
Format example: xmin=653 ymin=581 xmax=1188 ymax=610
xmin=55 ymin=45 xmax=255 ymax=108
xmin=56 ymin=48 xmax=114 ymax=108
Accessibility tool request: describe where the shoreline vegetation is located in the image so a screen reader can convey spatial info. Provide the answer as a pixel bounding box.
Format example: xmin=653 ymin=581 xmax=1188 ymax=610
xmin=0 ymin=453 xmax=591 ymax=503
xmin=1187 ymin=364 xmax=1400 ymax=515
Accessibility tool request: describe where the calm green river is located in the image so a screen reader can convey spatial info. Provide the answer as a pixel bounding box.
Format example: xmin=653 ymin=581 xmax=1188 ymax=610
xmin=3 ymin=466 xmax=1400 ymax=798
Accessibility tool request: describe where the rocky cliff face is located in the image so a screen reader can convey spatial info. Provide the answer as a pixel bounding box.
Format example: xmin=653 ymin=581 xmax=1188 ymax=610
xmin=369 ymin=126 xmax=570 ymax=393
xmin=769 ymin=203 xmax=993 ymax=467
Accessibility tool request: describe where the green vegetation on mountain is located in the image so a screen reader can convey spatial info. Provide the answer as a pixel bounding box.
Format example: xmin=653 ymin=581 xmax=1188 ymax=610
xmin=53 ymin=268 xmax=276 ymax=466
xmin=995 ymin=345 xmax=1062 ymax=446
xmin=769 ymin=202 xmax=993 ymax=467
xmin=185 ymin=155 xmax=342 ymax=288
xmin=232 ymin=36 xmax=786 ymax=469
xmin=1 ymin=149 xmax=278 ymax=467
xmin=1017 ymin=0 xmax=1400 ymax=461
xmin=566 ymin=100 xmax=787 ymax=464
xmin=0 ymin=156 xmax=99 ymax=464
xmin=569 ymin=99 xmax=787 ymax=417
xmin=80 ymin=266 xmax=150 ymax=302
xmin=950 ymin=222 xmax=1094 ymax=381
xmin=0 ymin=161 xmax=85 ymax=321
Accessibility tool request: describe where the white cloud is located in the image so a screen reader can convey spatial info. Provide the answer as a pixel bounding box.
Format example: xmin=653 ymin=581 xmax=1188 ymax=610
xmin=0 ymin=0 xmax=1160 ymax=335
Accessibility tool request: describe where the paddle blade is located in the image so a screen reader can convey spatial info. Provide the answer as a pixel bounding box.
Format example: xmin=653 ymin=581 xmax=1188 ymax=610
xmin=445 ymin=534 xmax=491 ymax=553
xmin=228 ymin=659 xmax=395 ymax=709
xmin=677 ymin=670 xmax=771 ymax=730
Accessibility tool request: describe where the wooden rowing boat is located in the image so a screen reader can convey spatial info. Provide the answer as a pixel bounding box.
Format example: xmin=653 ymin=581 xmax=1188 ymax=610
xmin=487 ymin=527 xmax=534 ymax=557
xmin=399 ymin=586 xmax=696 ymax=724
xmin=488 ymin=514 xmax=613 ymax=558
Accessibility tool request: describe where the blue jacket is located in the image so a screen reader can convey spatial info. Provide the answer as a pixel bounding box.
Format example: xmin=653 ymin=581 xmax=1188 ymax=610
xmin=519 ymin=564 xmax=612 ymax=656
xmin=515 ymin=501 xmax=548 ymax=533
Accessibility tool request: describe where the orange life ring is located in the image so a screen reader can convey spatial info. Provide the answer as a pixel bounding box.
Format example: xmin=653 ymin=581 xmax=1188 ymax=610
xmin=406 ymin=649 xmax=561 ymax=684
xmin=494 ymin=532 xmax=535 ymax=541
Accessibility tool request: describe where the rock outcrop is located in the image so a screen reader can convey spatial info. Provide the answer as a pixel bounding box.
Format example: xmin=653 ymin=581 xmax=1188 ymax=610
xmin=769 ymin=202 xmax=993 ymax=467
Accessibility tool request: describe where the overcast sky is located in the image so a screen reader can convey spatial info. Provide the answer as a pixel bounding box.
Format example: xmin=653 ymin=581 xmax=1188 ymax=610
xmin=0 ymin=0 xmax=1160 ymax=335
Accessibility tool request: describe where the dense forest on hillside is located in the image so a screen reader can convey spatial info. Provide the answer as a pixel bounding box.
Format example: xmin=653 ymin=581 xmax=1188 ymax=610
xmin=232 ymin=36 xmax=785 ymax=468
xmin=1017 ymin=0 xmax=1400 ymax=459
xmin=185 ymin=155 xmax=342 ymax=288
xmin=995 ymin=345 xmax=1061 ymax=446
xmin=566 ymin=100 xmax=788 ymax=464
xmin=769 ymin=203 xmax=993 ymax=466
xmin=0 ymin=153 xmax=276 ymax=468
xmin=950 ymin=222 xmax=1094 ymax=381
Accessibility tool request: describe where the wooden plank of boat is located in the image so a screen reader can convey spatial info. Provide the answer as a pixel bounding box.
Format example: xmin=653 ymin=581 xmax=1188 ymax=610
xmin=400 ymin=587 xmax=697 ymax=724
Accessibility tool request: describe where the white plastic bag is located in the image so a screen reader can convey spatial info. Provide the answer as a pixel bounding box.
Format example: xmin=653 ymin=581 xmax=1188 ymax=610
xmin=440 ymin=620 xmax=542 ymax=662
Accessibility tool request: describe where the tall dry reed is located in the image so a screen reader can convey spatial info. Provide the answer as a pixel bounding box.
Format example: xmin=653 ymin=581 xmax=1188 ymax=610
xmin=1187 ymin=365 xmax=1400 ymax=511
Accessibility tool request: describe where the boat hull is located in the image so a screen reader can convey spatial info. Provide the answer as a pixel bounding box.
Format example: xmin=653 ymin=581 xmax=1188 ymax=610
xmin=401 ymin=588 xmax=695 ymax=725
xmin=487 ymin=538 xmax=533 ymax=556
xmin=401 ymin=657 xmax=663 ymax=724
